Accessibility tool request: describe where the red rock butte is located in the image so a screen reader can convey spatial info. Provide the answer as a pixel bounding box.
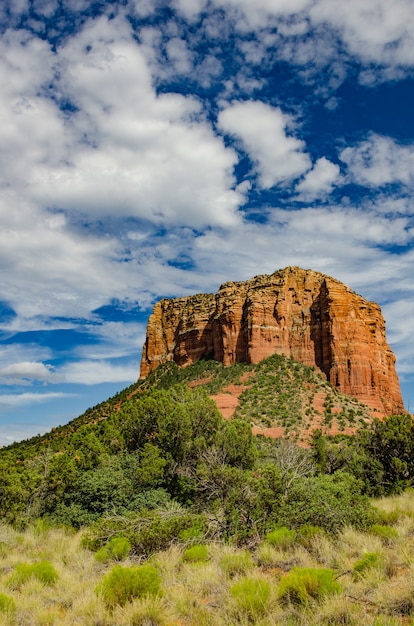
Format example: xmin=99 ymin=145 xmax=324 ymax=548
xmin=140 ymin=266 xmax=404 ymax=415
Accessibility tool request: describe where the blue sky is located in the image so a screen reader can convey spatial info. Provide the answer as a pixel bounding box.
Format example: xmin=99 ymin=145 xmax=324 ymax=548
xmin=1 ymin=0 xmax=414 ymax=446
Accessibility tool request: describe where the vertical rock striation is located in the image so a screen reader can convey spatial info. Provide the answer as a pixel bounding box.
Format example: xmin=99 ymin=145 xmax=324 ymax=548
xmin=140 ymin=267 xmax=404 ymax=414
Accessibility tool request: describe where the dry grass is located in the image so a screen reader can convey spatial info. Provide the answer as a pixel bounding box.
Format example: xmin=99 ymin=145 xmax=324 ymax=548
xmin=2 ymin=491 xmax=414 ymax=624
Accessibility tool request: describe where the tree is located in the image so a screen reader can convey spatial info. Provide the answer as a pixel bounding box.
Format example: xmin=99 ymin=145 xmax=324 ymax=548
xmin=360 ymin=413 xmax=414 ymax=495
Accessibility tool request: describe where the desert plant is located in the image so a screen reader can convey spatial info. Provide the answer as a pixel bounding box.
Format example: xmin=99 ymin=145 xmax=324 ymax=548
xmin=7 ymin=560 xmax=58 ymax=589
xmin=296 ymin=524 xmax=325 ymax=549
xmin=0 ymin=593 xmax=16 ymax=614
xmin=83 ymin=506 xmax=209 ymax=556
xmin=278 ymin=567 xmax=342 ymax=606
xmin=220 ymin=550 xmax=253 ymax=577
xmin=128 ymin=597 xmax=170 ymax=625
xmin=353 ymin=552 xmax=384 ymax=578
xmin=95 ymin=536 xmax=131 ymax=562
xmin=96 ymin=564 xmax=161 ymax=608
xmin=265 ymin=526 xmax=296 ymax=548
xmin=182 ymin=544 xmax=209 ymax=563
xmin=230 ymin=576 xmax=271 ymax=619
xmin=369 ymin=524 xmax=399 ymax=543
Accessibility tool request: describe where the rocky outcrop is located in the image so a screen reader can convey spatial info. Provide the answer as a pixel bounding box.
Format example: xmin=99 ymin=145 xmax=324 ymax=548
xmin=140 ymin=267 xmax=404 ymax=414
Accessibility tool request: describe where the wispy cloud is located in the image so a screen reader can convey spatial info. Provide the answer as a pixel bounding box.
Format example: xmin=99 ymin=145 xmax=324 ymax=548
xmin=0 ymin=392 xmax=72 ymax=409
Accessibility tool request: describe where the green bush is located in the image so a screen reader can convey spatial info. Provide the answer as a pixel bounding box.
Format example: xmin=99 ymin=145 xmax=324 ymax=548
xmin=220 ymin=551 xmax=253 ymax=577
xmin=96 ymin=564 xmax=161 ymax=608
xmin=95 ymin=536 xmax=131 ymax=563
xmin=296 ymin=524 xmax=325 ymax=548
xmin=7 ymin=561 xmax=58 ymax=589
xmin=83 ymin=507 xmax=209 ymax=556
xmin=369 ymin=524 xmax=399 ymax=543
xmin=182 ymin=544 xmax=209 ymax=563
xmin=278 ymin=567 xmax=342 ymax=606
xmin=0 ymin=593 xmax=16 ymax=614
xmin=230 ymin=576 xmax=271 ymax=618
xmin=353 ymin=552 xmax=384 ymax=577
xmin=178 ymin=521 xmax=205 ymax=542
xmin=265 ymin=526 xmax=296 ymax=548
xmin=278 ymin=472 xmax=377 ymax=532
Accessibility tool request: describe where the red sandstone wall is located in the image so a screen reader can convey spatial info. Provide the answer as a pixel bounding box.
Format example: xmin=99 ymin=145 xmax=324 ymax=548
xmin=140 ymin=267 xmax=404 ymax=414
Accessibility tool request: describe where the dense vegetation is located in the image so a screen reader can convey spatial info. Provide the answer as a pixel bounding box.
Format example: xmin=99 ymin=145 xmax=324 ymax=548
xmin=1 ymin=354 xmax=413 ymax=622
xmin=0 ymin=356 xmax=412 ymax=535
xmin=1 ymin=492 xmax=414 ymax=624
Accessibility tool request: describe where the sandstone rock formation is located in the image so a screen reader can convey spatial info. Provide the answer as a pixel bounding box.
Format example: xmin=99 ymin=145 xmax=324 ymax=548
xmin=140 ymin=267 xmax=404 ymax=414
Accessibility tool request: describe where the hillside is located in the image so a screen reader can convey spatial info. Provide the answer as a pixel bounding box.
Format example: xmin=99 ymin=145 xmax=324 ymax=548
xmin=139 ymin=355 xmax=376 ymax=442
xmin=0 ymin=351 xmax=411 ymax=528
xmin=1 ymin=354 xmax=374 ymax=462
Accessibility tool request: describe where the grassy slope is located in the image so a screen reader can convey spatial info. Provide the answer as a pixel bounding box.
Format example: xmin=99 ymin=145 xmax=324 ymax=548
xmin=1 ymin=491 xmax=414 ymax=625
xmin=0 ymin=354 xmax=375 ymax=461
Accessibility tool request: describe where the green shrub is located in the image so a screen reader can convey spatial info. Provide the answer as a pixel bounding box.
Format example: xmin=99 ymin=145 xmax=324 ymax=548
xmin=0 ymin=593 xmax=16 ymax=614
xmin=182 ymin=544 xmax=209 ymax=563
xmin=230 ymin=576 xmax=271 ymax=618
xmin=220 ymin=551 xmax=253 ymax=577
xmin=83 ymin=508 xmax=208 ymax=556
xmin=369 ymin=524 xmax=399 ymax=543
xmin=96 ymin=564 xmax=161 ymax=608
xmin=7 ymin=561 xmax=58 ymax=589
xmin=278 ymin=567 xmax=342 ymax=606
xmin=296 ymin=524 xmax=325 ymax=548
xmin=265 ymin=526 xmax=296 ymax=549
xmin=279 ymin=472 xmax=377 ymax=532
xmin=95 ymin=536 xmax=131 ymax=563
xmin=353 ymin=552 xmax=384 ymax=578
xmin=178 ymin=521 xmax=206 ymax=542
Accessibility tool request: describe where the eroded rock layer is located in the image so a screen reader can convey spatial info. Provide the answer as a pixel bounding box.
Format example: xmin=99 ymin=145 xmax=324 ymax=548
xmin=140 ymin=267 xmax=404 ymax=414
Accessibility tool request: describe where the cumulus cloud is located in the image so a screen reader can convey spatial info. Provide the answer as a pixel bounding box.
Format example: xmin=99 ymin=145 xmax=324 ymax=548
xmin=0 ymin=16 xmax=243 ymax=236
xmin=310 ymin=0 xmax=414 ymax=68
xmin=218 ymin=101 xmax=311 ymax=188
xmin=340 ymin=134 xmax=414 ymax=186
xmin=172 ymin=0 xmax=414 ymax=86
xmin=295 ymin=157 xmax=340 ymax=199
xmin=0 ymin=15 xmax=249 ymax=322
xmin=37 ymin=16 xmax=242 ymax=228
xmin=0 ymin=362 xmax=56 ymax=385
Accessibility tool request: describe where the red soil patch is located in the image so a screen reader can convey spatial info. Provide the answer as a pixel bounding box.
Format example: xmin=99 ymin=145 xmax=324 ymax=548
xmin=252 ymin=426 xmax=285 ymax=438
xmin=188 ymin=377 xmax=213 ymax=388
xmin=209 ymin=372 xmax=254 ymax=419
xmin=210 ymin=384 xmax=249 ymax=419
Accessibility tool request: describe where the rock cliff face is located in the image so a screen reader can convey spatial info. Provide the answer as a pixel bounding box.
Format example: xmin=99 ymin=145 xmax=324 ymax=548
xmin=140 ymin=267 xmax=404 ymax=414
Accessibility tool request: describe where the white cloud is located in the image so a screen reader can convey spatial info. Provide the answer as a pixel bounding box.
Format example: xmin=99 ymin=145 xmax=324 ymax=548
xmin=31 ymin=15 xmax=242 ymax=228
xmin=126 ymin=0 xmax=157 ymax=17
xmin=340 ymin=134 xmax=414 ymax=186
xmin=0 ymin=392 xmax=71 ymax=408
xmin=310 ymin=0 xmax=414 ymax=68
xmin=59 ymin=360 xmax=138 ymax=385
xmin=174 ymin=0 xmax=414 ymax=85
xmin=0 ymin=15 xmax=250 ymax=322
xmin=171 ymin=0 xmax=208 ymax=20
xmin=218 ymin=101 xmax=311 ymax=188
xmin=165 ymin=37 xmax=193 ymax=74
xmin=295 ymin=157 xmax=340 ymax=199
xmin=0 ymin=362 xmax=55 ymax=384
xmin=211 ymin=0 xmax=312 ymax=30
